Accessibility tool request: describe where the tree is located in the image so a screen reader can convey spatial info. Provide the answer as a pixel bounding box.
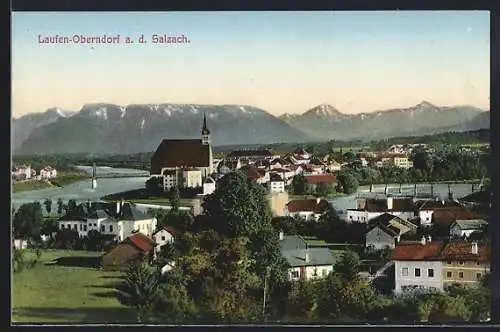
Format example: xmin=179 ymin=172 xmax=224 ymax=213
xmin=315 ymin=183 xmax=332 ymax=198
xmin=153 ymin=282 xmax=199 ymax=323
xmin=335 ymin=250 xmax=361 ymax=284
xmin=411 ymin=150 xmax=433 ymax=179
xmin=13 ymin=202 xmax=44 ymax=242
xmin=57 ymin=198 xmax=64 ymax=214
xmin=67 ymin=199 xmax=77 ymax=216
xmin=336 ymin=172 xmax=359 ymax=195
xmin=43 ymin=198 xmax=52 ymax=215
xmin=117 ymin=260 xmax=161 ymax=322
xmin=291 ymin=174 xmax=307 ymax=195
xmin=145 ymin=176 xmax=163 ymax=195
xmin=169 ymin=186 xmax=181 ymax=213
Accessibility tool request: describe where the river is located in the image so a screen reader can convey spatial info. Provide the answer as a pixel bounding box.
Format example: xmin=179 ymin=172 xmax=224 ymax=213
xmin=11 ymin=167 xmax=477 ymax=216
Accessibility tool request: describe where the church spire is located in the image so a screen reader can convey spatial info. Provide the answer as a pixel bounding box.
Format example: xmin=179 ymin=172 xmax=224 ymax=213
xmin=202 ymin=113 xmax=210 ymax=135
xmin=201 ymin=113 xmax=210 ymax=145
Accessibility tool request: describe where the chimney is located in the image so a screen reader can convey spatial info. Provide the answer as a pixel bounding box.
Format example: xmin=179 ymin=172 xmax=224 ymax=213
xmin=116 ymin=201 xmax=120 ymax=214
xmin=427 ymin=235 xmax=432 ymax=243
xmin=387 ymin=195 xmax=393 ymax=210
xmin=471 ymin=242 xmax=479 ymax=255
xmin=279 ymin=230 xmax=284 ymax=241
xmin=421 ymin=236 xmax=426 ymax=245
xmin=305 ymin=251 xmax=310 ymax=263
xmin=316 ymin=197 xmax=321 ymax=205
xmin=441 ymin=200 xmax=445 ymax=206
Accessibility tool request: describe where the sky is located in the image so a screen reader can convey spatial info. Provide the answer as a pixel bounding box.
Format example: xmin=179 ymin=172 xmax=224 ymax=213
xmin=11 ymin=11 xmax=490 ymax=117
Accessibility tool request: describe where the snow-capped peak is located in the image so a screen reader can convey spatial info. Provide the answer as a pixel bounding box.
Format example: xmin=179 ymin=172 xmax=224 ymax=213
xmin=303 ymin=104 xmax=342 ymax=117
xmin=119 ymin=106 xmax=127 ymax=118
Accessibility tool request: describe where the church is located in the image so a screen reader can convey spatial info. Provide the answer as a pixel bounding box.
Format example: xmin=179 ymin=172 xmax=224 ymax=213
xmin=150 ymin=114 xmax=214 ymax=191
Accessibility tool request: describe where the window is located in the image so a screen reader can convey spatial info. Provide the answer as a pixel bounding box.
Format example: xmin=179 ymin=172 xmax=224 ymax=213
xmin=476 ymin=273 xmax=482 ymax=279
xmin=446 ymin=260 xmax=452 ymax=265
xmin=402 ymin=268 xmax=409 ymax=276
xmin=446 ymin=272 xmax=452 ymax=278
xmin=313 ymin=268 xmax=318 ymax=276
xmin=161 ymin=236 xmax=166 ymax=241
xmin=73 ymin=224 xmax=77 ymax=230
xmin=109 ymin=225 xmax=113 ymax=232
xmin=459 ymin=261 xmax=464 ymax=265
xmin=322 ymin=269 xmax=327 ymax=276
xmin=459 ymin=272 xmax=464 ymax=279
xmin=83 ymin=225 xmax=87 ymax=231
xmin=477 ymin=261 xmax=481 ymax=266
xmin=291 ymin=271 xmax=299 ymax=279
xmin=428 ymin=269 xmax=434 ymax=277
xmin=101 ymin=225 xmax=105 ymax=232
xmin=415 ymin=268 xmax=421 ymax=277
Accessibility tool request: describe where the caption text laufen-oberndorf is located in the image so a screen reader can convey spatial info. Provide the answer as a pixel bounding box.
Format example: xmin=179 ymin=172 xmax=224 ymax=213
xmin=38 ymin=34 xmax=190 ymax=44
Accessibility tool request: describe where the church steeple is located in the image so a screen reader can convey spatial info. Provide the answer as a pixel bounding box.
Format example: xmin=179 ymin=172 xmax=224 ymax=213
xmin=201 ymin=113 xmax=210 ymax=145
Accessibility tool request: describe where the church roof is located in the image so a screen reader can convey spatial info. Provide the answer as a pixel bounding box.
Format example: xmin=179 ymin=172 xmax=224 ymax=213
xmin=151 ymin=139 xmax=210 ymax=174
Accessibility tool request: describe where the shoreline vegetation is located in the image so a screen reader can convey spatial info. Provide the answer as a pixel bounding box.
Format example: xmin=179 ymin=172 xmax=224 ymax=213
xmin=12 ymin=170 xmax=90 ymax=193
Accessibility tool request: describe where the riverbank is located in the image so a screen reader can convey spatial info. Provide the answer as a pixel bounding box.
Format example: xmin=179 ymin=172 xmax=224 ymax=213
xmin=49 ymin=170 xmax=90 ymax=187
xmin=12 ymin=180 xmax=55 ymax=193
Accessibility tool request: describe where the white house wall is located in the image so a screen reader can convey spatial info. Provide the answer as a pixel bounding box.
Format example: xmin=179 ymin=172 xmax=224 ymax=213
xmin=394 ymin=260 xmax=443 ymax=294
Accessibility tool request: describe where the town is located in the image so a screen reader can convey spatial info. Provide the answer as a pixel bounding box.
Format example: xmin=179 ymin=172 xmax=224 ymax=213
xmin=12 ymin=114 xmax=491 ymax=323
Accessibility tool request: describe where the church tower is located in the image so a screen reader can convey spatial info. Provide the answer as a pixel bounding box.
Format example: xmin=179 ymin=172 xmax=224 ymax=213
xmin=201 ymin=113 xmax=213 ymax=176
xmin=201 ymin=113 xmax=210 ymax=145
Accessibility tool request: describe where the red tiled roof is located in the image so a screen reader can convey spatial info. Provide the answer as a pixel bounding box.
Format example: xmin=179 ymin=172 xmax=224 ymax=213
xmin=359 ymin=198 xmax=416 ymax=212
xmin=439 ymin=242 xmax=490 ymax=262
xmin=432 ymin=208 xmax=476 ymax=227
xmin=126 ymin=233 xmax=155 ymax=252
xmin=286 ymin=199 xmax=330 ymax=213
xmin=304 ymin=174 xmax=336 ymax=184
xmin=240 ymin=165 xmax=265 ymax=181
xmin=164 ymin=226 xmax=182 ymax=237
xmin=150 ymin=139 xmax=210 ymax=174
xmin=390 ymin=242 xmax=445 ymax=261
xmin=415 ymin=200 xmax=464 ymax=210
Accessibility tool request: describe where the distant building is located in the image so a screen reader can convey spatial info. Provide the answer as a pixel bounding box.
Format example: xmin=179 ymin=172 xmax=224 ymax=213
xmin=40 ymin=166 xmax=57 ymax=179
xmin=269 ymin=173 xmax=285 ymax=193
xmin=150 ymin=114 xmax=213 ymax=191
xmin=153 ymin=226 xmax=181 ymax=256
xmin=365 ymin=213 xmax=418 ymax=250
xmin=449 ymin=219 xmax=488 ymax=239
xmin=346 ymin=196 xmax=417 ymax=224
xmin=12 ymin=164 xmax=33 ymax=180
xmin=239 ymin=165 xmax=269 ymax=184
xmin=227 ymin=149 xmax=274 ymax=161
xmin=202 ymin=177 xmax=216 ymax=195
xmin=304 ymin=174 xmax=337 ymax=192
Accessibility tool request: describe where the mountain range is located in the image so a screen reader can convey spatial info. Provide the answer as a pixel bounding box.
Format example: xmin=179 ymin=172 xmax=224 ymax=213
xmin=12 ymin=101 xmax=489 ymax=154
xmin=279 ymin=102 xmax=489 ymax=141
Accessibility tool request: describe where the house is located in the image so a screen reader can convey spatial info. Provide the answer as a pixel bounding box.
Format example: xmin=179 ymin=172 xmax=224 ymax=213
xmin=202 ymin=177 xmax=216 ymax=195
xmin=269 ymin=173 xmax=285 ymax=193
xmin=269 ymin=158 xmax=289 ymax=170
xmin=217 ymin=159 xmax=241 ymax=175
xmin=13 ymin=239 xmax=28 ymax=250
xmin=150 ymin=114 xmax=213 ymax=191
xmin=239 ymin=165 xmax=269 ymax=184
xmin=414 ymin=199 xmax=465 ymax=226
xmin=304 ymin=174 xmax=337 ymax=192
xmin=58 ymin=201 xmax=157 ymax=242
xmin=101 ymin=233 xmax=155 ymax=270
xmin=40 ymin=166 xmax=57 ymax=179
xmin=12 ymin=164 xmax=33 ymax=180
xmin=431 ymin=207 xmax=476 ymax=229
xmin=304 ymin=164 xmax=324 ymax=175
xmin=325 ymin=160 xmax=342 ymax=172
xmin=153 ymin=226 xmax=181 ymax=255
xmin=392 ymin=156 xmax=413 ymax=169
xmin=279 ymin=233 xmax=336 ymax=281
xmin=365 ymin=213 xmax=418 ymax=250
xmin=346 ymin=196 xmax=417 ymax=224
xmin=449 ymin=219 xmax=488 ymax=239
xmin=439 ymin=241 xmax=490 ymax=288
xmin=391 ymin=239 xmax=446 ymax=293
xmin=285 ymin=198 xmax=331 ymax=221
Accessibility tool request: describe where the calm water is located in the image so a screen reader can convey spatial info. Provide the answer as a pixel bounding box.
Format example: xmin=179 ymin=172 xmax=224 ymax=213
xmin=11 ymin=166 xmax=149 ymax=211
xmin=12 ymin=167 xmax=476 ymax=217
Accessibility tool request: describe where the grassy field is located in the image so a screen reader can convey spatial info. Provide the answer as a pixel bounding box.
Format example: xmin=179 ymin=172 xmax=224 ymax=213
xmin=12 ymin=180 xmax=54 ymax=193
xmin=12 ymin=250 xmax=135 ymax=324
